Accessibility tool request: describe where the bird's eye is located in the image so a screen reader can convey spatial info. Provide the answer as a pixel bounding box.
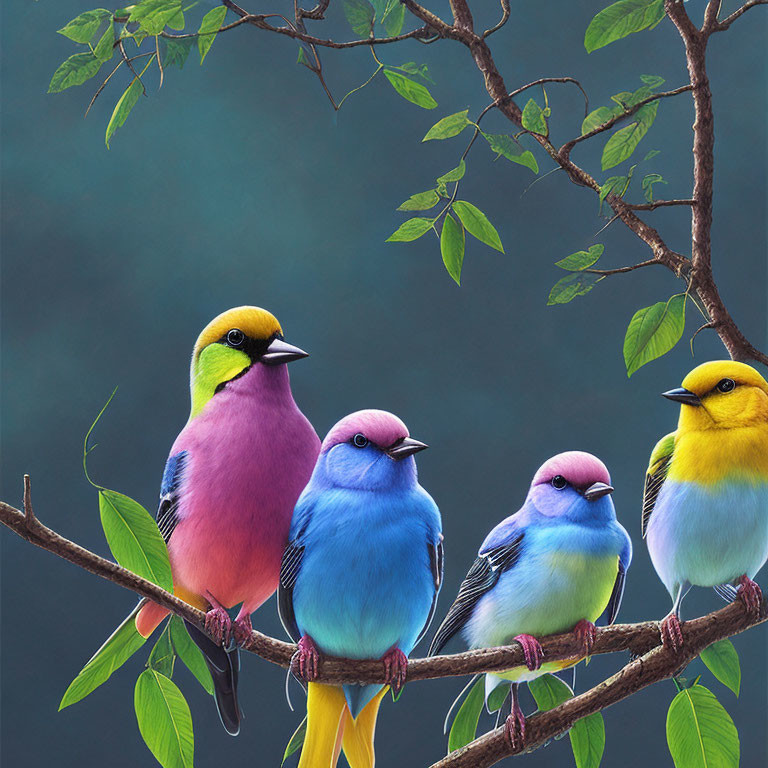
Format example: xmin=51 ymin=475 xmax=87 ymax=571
xmin=716 ymin=378 xmax=736 ymax=393
xmin=226 ymin=329 xmax=245 ymax=348
xmin=551 ymin=475 xmax=567 ymax=490
xmin=352 ymin=433 xmax=369 ymax=448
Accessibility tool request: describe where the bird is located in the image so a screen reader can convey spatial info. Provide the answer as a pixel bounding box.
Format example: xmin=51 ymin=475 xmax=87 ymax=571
xmin=134 ymin=306 xmax=320 ymax=735
xmin=643 ymin=360 xmax=768 ymax=650
xmin=429 ymin=451 xmax=631 ymax=751
xmin=278 ymin=409 xmax=443 ymax=768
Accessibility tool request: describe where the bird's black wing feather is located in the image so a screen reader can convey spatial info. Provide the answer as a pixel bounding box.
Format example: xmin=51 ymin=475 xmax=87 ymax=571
xmin=156 ymin=450 xmax=188 ymax=544
xmin=428 ymin=534 xmax=524 ymax=656
xmin=642 ymin=435 xmax=675 ymax=537
xmin=278 ymin=539 xmax=305 ymax=643
xmin=416 ymin=535 xmax=445 ymax=646
xmin=601 ymin=559 xmax=627 ymax=626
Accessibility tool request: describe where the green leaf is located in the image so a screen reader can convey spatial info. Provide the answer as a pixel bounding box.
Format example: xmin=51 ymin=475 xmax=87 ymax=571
xmin=642 ymin=172 xmax=667 ymax=202
xmin=448 ymin=677 xmax=484 ymax=752
xmin=129 ymin=0 xmax=183 ymax=35
xmin=441 ymin=213 xmax=465 ymax=285
xmin=343 ymin=0 xmax=375 ymax=37
xmin=98 ymin=489 xmax=173 ymax=589
xmin=105 ymin=77 xmax=143 ymax=147
xmin=57 ymin=9 xmax=112 ymax=43
xmin=384 ymin=70 xmax=437 ymax=109
xmin=386 ymin=217 xmax=434 ymax=242
xmin=452 ymin=201 xmax=503 ymax=253
xmin=135 ymin=669 xmax=194 ymax=768
xmin=644 ymin=148 xmax=661 ymax=161
xmin=521 ymin=98 xmax=548 ymax=136
xmin=623 ymin=294 xmax=686 ymax=377
xmin=556 ymin=244 xmax=604 ymax=270
xmin=599 ymin=174 xmax=630 ymax=203
xmin=581 ymin=106 xmax=620 ymax=135
xmin=396 ymin=61 xmax=434 ymax=84
xmin=666 ymin=685 xmax=739 ymax=768
xmin=60 ymin=608 xmax=147 ymax=709
xmin=700 ymin=640 xmax=740 ymax=696
xmin=570 ymin=712 xmax=606 ymax=768
xmin=198 ymin=5 xmax=227 ymax=63
xmin=93 ymin=20 xmax=115 ymax=62
xmin=548 ymin=272 xmax=602 ymax=305
xmin=487 ymin=683 xmax=510 ymax=713
xmin=528 ymin=674 xmax=573 ymax=710
xmin=282 ymin=717 xmax=307 ymax=765
xmin=602 ymin=101 xmax=658 ymax=169
xmin=165 ymin=38 xmax=193 ymax=69
xmin=423 ymin=110 xmax=470 ymax=141
xmin=169 ymin=616 xmax=214 ymax=695
xmin=585 ymin=0 xmax=666 ymax=53
xmin=640 ymin=74 xmax=665 ymax=88
xmin=148 ymin=623 xmax=175 ymax=677
xmin=382 ymin=0 xmax=405 ymax=35
xmin=482 ymin=133 xmax=538 ymax=173
xmin=167 ymin=8 xmax=185 ymax=30
xmin=437 ymin=160 xmax=466 ymax=184
xmin=397 ymin=190 xmax=440 ymax=211
xmin=48 ymin=53 xmax=103 ymax=94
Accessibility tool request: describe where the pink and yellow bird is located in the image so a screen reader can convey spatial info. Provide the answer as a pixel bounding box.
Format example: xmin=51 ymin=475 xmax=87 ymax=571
xmin=135 ymin=306 xmax=320 ymax=734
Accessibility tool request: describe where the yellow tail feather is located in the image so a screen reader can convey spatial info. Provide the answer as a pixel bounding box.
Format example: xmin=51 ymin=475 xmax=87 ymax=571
xmin=299 ymin=684 xmax=347 ymax=768
xmin=341 ymin=688 xmax=388 ymax=768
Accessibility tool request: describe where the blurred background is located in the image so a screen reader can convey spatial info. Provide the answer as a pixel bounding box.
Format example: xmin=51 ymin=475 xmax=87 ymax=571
xmin=2 ymin=1 xmax=766 ymax=766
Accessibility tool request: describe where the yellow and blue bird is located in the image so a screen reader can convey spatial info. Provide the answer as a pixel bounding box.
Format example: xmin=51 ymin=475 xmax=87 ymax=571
xmin=429 ymin=452 xmax=631 ymax=750
xmin=278 ymin=409 xmax=443 ymax=768
xmin=643 ymin=360 xmax=768 ymax=649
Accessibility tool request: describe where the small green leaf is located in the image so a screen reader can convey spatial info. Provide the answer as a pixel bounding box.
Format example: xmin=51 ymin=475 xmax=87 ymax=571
xmin=452 ymin=201 xmax=503 ymax=253
xmin=521 ymin=98 xmax=548 ymax=136
xmin=148 ymin=623 xmax=175 ymax=678
xmin=169 ymin=616 xmax=214 ymax=695
xmin=105 ymin=77 xmax=143 ymax=147
xmin=383 ymin=70 xmax=437 ymax=109
xmin=98 ymin=489 xmax=173 ymax=589
xmin=556 ymin=244 xmax=604 ymax=270
xmin=570 ymin=712 xmax=606 ymax=768
xmin=623 ymin=294 xmax=686 ymax=377
xmin=343 ymin=0 xmax=375 ymax=36
xmin=602 ymin=101 xmax=658 ymax=170
xmin=396 ymin=61 xmax=434 ymax=84
xmin=382 ymin=0 xmax=405 ymax=35
xmin=129 ymin=0 xmax=183 ymax=35
xmin=135 ymin=669 xmax=194 ymax=768
xmin=397 ymin=190 xmax=440 ymax=211
xmin=448 ymin=677 xmax=484 ymax=752
xmin=282 ymin=717 xmax=307 ymax=765
xmin=548 ymin=272 xmax=602 ymax=305
xmin=198 ymin=5 xmax=227 ymax=63
xmin=640 ymin=74 xmax=665 ymax=88
xmin=585 ymin=0 xmax=665 ymax=53
xmin=93 ymin=20 xmax=115 ymax=62
xmin=386 ymin=217 xmax=434 ymax=242
xmin=167 ymin=8 xmax=185 ymax=30
xmin=164 ymin=38 xmax=193 ymax=69
xmin=666 ymin=685 xmax=739 ymax=768
xmin=57 ymin=9 xmax=112 ymax=43
xmin=296 ymin=46 xmax=314 ymax=69
xmin=49 ymin=53 xmax=103 ymax=94
xmin=487 ymin=683 xmax=510 ymax=713
xmin=60 ymin=608 xmax=147 ymax=709
xmin=528 ymin=674 xmax=573 ymax=710
xmin=423 ymin=110 xmax=470 ymax=141
xmin=600 ymin=174 xmax=630 ymax=203
xmin=644 ymin=149 xmax=661 ymax=161
xmin=482 ymin=133 xmax=538 ymax=173
xmin=642 ymin=172 xmax=667 ymax=202
xmin=441 ymin=213 xmax=465 ymax=285
xmin=581 ymin=106 xmax=620 ymax=135
xmin=437 ymin=160 xmax=466 ymax=184
xmin=700 ymin=640 xmax=741 ymax=696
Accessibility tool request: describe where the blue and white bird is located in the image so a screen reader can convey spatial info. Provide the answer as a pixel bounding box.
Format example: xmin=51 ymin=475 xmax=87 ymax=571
xmin=278 ymin=409 xmax=443 ymax=768
xmin=429 ymin=452 xmax=631 ymax=750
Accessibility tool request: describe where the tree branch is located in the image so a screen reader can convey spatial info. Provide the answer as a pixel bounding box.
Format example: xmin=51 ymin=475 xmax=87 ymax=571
xmin=714 ymin=0 xmax=768 ymax=30
xmin=625 ymin=198 xmax=695 ymax=211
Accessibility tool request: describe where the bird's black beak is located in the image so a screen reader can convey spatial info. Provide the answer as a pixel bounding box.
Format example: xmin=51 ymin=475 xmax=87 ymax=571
xmin=261 ymin=338 xmax=309 ymax=365
xmin=662 ymin=387 xmax=702 ymax=406
xmin=386 ymin=437 xmax=429 ymax=461
xmin=584 ymin=482 xmax=614 ymax=501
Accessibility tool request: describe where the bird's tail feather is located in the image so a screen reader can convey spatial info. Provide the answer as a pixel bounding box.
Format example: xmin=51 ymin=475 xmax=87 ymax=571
xmin=299 ymin=683 xmax=347 ymax=768
xmin=341 ymin=687 xmax=387 ymax=768
xmin=184 ymin=620 xmax=242 ymax=736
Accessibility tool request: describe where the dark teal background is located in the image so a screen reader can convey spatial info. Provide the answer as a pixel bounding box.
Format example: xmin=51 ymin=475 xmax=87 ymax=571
xmin=2 ymin=1 xmax=766 ymax=766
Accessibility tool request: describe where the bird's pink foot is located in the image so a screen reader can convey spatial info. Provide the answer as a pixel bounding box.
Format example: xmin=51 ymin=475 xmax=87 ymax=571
xmin=382 ymin=647 xmax=408 ymax=695
xmin=514 ymin=634 xmax=543 ymax=672
xmin=293 ymin=635 xmax=320 ymax=681
xmin=737 ymin=575 xmax=762 ymax=614
xmin=233 ymin=614 xmax=253 ymax=647
xmin=660 ymin=613 xmax=683 ymax=652
xmin=573 ymin=619 xmax=597 ymax=656
xmin=504 ymin=702 xmax=527 ymax=752
xmin=205 ymin=605 xmax=232 ymax=646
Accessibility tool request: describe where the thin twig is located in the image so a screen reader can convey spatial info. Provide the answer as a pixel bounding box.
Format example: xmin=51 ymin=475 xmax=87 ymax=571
xmin=118 ymin=39 xmax=147 ymax=96
xmin=626 ymin=198 xmax=696 ymax=211
xmin=483 ymin=0 xmax=510 ymax=38
xmin=715 ymin=0 xmax=768 ymax=30
xmin=585 ymin=257 xmax=661 ymax=275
